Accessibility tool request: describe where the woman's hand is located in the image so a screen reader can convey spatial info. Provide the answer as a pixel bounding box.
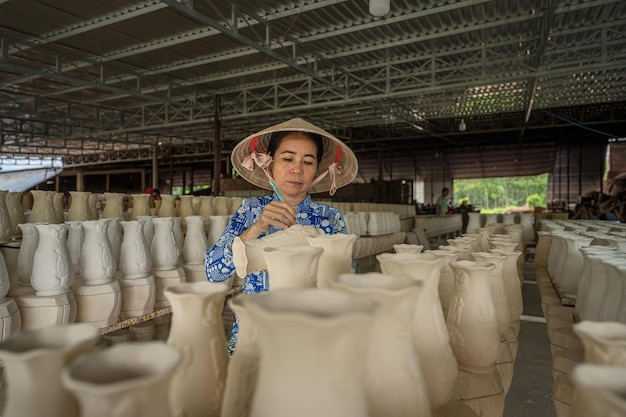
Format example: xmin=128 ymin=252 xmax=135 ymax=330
xmin=240 ymin=202 xmax=297 ymax=239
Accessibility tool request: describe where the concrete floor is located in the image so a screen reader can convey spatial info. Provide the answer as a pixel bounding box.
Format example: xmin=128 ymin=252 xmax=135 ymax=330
xmin=503 ymin=260 xmax=556 ymax=417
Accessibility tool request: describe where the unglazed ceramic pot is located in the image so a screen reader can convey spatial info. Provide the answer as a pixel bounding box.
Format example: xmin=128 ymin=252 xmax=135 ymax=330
xmin=519 ymin=213 xmax=534 ymax=243
xmin=212 ymin=196 xmax=231 ymax=216
xmin=376 ymin=252 xmax=458 ymax=412
xmin=489 ymin=249 xmax=523 ymax=336
xmin=573 ymin=321 xmax=626 ymax=365
xmin=31 ymin=223 xmax=73 ymax=296
xmin=165 ymin=282 xmax=230 ymax=417
xmin=101 ymin=217 xmax=122 ymax=270
xmin=243 ymin=288 xmax=378 ymax=417
xmin=570 ymin=364 xmax=626 ymax=417
xmin=0 ymin=324 xmax=100 ymax=417
xmin=470 ymin=252 xmax=510 ymax=337
xmin=447 ymin=260 xmax=500 ymax=373
xmin=67 ymin=191 xmax=92 ymax=222
xmin=393 ymin=243 xmax=424 ymax=254
xmin=207 ymin=215 xmax=231 ymax=247
xmin=330 ymin=273 xmax=431 ymax=417
xmin=0 ymin=242 xmax=22 ymax=297
xmin=136 ymin=216 xmax=154 ymax=248
xmin=177 ymin=195 xmax=195 ymax=219
xmin=53 ymin=192 xmax=66 ymax=224
xmin=534 ymin=231 xmax=552 ymax=270
xmin=119 ymin=221 xmax=152 ymax=278
xmin=16 ymin=223 xmax=40 ymax=290
xmin=466 ymin=212 xmax=482 ymax=234
xmin=157 ymin=194 xmax=177 ymax=217
xmin=130 ymin=194 xmax=152 ymax=220
xmin=66 ymin=221 xmax=85 ymax=279
xmin=151 ymin=217 xmax=179 ymax=271
xmin=80 ymin=220 xmax=115 ymax=285
xmin=306 ymin=233 xmax=357 ymax=289
xmin=102 ymin=192 xmax=126 ymax=219
xmin=29 ymin=190 xmax=56 ymax=223
xmin=183 ymin=215 xmax=208 ymax=265
xmin=61 ymin=342 xmax=181 ymax=417
xmin=263 ymin=246 xmax=323 ymax=289
xmin=552 ymin=234 xmax=593 ymax=299
xmin=221 ymin=294 xmax=260 ymax=417
xmin=5 ymin=191 xmax=25 ymax=238
xmin=425 ymin=249 xmax=460 ymax=319
xmin=231 ymin=225 xmax=324 ymax=277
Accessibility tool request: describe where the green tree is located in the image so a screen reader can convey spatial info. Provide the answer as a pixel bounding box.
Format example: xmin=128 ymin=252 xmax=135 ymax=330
xmin=453 ymin=173 xmax=548 ymax=211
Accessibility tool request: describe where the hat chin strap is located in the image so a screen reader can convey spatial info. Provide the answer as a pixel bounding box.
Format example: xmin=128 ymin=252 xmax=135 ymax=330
xmin=310 ymin=162 xmax=341 ymax=196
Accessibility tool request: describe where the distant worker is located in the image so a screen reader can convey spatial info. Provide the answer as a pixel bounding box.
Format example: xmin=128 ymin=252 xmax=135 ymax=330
xmin=436 ymin=187 xmax=450 ymax=215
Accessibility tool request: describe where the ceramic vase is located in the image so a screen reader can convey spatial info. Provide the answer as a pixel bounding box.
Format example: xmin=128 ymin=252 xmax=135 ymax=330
xmin=0 ymin=242 xmax=22 ymax=297
xmin=570 ymin=364 xmax=626 ymax=417
xmin=519 ymin=213 xmax=534 ymax=243
xmin=470 ymin=252 xmax=510 ymax=337
xmin=31 ymin=223 xmax=73 ymax=295
xmin=165 ymin=282 xmax=230 ymax=417
xmin=5 ymin=191 xmax=25 ymax=238
xmin=67 ymin=191 xmax=92 ymax=222
xmin=177 ymin=195 xmax=195 ymax=217
xmin=53 ymin=192 xmax=65 ymax=224
xmin=61 ymin=342 xmax=181 ymax=417
xmin=330 ymin=273 xmax=432 ymax=417
xmin=448 ymin=260 xmax=500 ymax=372
xmin=102 ymin=192 xmax=126 ymax=219
xmin=231 ymin=225 xmax=323 ymax=277
xmin=88 ymin=193 xmax=99 ymax=219
xmin=28 ymin=190 xmax=56 ymax=223
xmin=119 ymin=220 xmax=152 ymax=278
xmin=0 ymin=190 xmax=13 ymax=243
xmin=573 ymin=321 xmax=626 ymax=365
xmin=534 ymin=231 xmax=552 ymax=271
xmin=393 ymin=243 xmax=424 ymax=254
xmin=101 ymin=218 xmax=122 ymax=270
xmin=118 ymin=220 xmax=155 ymax=317
xmin=490 ymin=249 xmax=523 ymax=338
xmin=183 ymin=215 xmax=208 ymax=265
xmin=157 ymin=194 xmax=177 ymax=217
xmin=80 ymin=220 xmax=115 ymax=285
xmin=596 ymin=259 xmax=626 ymax=322
xmin=221 ymin=294 xmax=260 ymax=417
xmin=575 ymin=247 xmax=616 ymax=321
xmin=207 ymin=215 xmax=231 ymax=247
xmin=466 ymin=212 xmax=482 ymax=234
xmin=306 ymin=233 xmax=357 ymax=288
xmin=376 ymin=252 xmax=458 ymax=412
xmin=173 ymin=217 xmax=184 ymax=265
xmin=151 ymin=217 xmax=179 ymax=271
xmin=66 ymin=221 xmax=85 ymax=283
xmin=243 ymin=288 xmax=378 ymax=417
xmin=16 ymin=223 xmax=39 ymax=292
xmin=554 ymin=234 xmax=593 ymax=299
xmin=425 ymin=249 xmax=460 ymax=319
xmin=0 ymin=324 xmax=100 ymax=417
xmin=137 ymin=215 xmax=154 ymax=248
xmin=264 ymin=246 xmax=323 ymax=289
xmin=213 ymin=196 xmax=231 ymax=216
xmin=130 ymin=194 xmax=152 ymax=220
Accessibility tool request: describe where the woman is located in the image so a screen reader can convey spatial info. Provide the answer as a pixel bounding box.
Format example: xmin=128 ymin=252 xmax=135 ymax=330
xmin=205 ymin=118 xmax=358 ymax=352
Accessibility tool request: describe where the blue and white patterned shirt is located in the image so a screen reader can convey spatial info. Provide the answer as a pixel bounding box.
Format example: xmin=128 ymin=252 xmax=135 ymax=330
xmin=205 ymin=194 xmax=348 ymax=353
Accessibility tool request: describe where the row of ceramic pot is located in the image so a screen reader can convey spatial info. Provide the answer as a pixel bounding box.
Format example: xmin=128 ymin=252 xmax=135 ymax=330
xmin=465 ymin=212 xmax=535 ymax=243
xmin=0 ymin=214 xmax=233 ymax=333
xmin=343 ymin=211 xmax=402 ymax=237
xmin=535 ymin=219 xmax=626 ymax=306
xmin=536 ymin=260 xmax=626 ymax=417
xmin=226 ymin=225 xmax=529 ymax=417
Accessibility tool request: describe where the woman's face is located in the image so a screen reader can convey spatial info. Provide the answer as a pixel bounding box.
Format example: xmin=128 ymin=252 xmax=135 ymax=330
xmin=271 ymin=132 xmax=319 ymax=203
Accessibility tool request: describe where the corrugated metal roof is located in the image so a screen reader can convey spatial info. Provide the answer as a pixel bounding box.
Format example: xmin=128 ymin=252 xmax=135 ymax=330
xmin=0 ymin=0 xmax=624 ymax=176
xmin=0 ymin=167 xmax=62 ymax=191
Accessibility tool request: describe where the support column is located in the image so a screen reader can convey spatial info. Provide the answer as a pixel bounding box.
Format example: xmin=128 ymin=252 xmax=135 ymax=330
xmin=152 ymin=145 xmax=159 ymax=190
xmin=76 ymin=172 xmax=84 ymax=192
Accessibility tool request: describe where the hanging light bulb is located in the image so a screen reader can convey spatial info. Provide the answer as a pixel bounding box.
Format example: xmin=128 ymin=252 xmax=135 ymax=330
xmin=369 ymin=0 xmax=390 ymax=17
xmin=458 ymin=118 xmax=466 ymax=132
